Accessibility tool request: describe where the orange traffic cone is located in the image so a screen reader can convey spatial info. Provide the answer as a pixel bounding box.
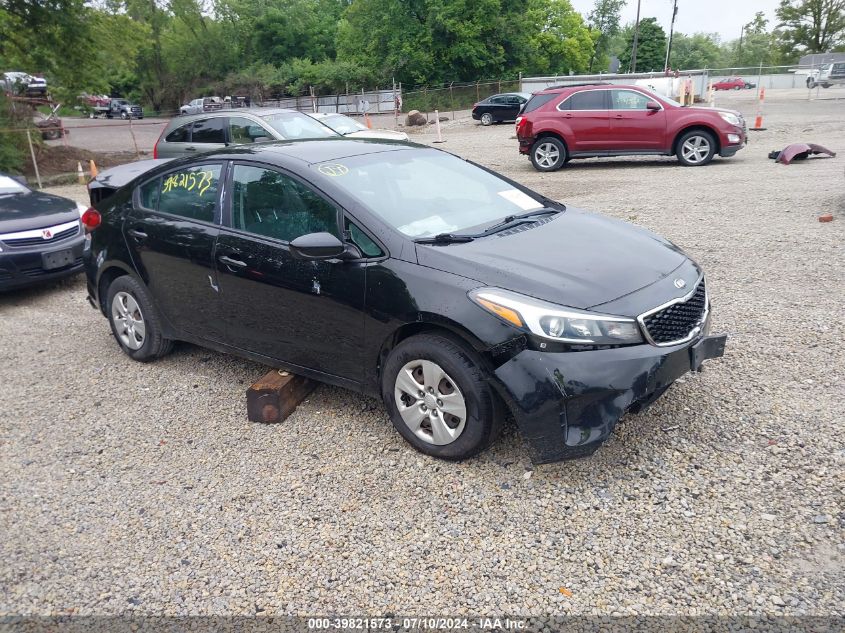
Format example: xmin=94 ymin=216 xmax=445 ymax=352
xmin=77 ymin=161 xmax=85 ymax=185
xmin=364 ymin=113 xmax=372 ymax=129
xmin=750 ymin=88 xmax=766 ymax=131
xmin=89 ymin=159 xmax=98 ymax=179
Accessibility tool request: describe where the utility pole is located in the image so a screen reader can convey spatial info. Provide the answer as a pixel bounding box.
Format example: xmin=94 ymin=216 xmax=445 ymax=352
xmin=630 ymin=0 xmax=642 ymax=73
xmin=664 ymin=0 xmax=678 ymax=73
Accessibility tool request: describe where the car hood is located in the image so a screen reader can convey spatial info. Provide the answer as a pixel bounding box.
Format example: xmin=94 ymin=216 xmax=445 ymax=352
xmin=687 ymin=105 xmax=742 ymax=118
xmin=415 ymin=209 xmax=689 ymax=310
xmin=0 ymin=191 xmax=81 ymax=233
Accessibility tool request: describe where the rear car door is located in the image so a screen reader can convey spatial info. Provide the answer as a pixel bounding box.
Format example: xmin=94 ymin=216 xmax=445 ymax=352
xmin=214 ymin=162 xmax=367 ymax=381
xmin=186 ymin=117 xmax=227 ymax=155
xmin=609 ymin=89 xmax=666 ymax=150
xmin=124 ymin=162 xmax=225 ymax=338
xmin=558 ymin=90 xmax=612 ymax=151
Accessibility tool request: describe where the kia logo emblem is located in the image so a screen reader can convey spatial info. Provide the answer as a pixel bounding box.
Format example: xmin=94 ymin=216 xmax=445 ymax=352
xmin=674 ymin=278 xmax=686 ymax=289
xmin=41 ymin=229 xmax=53 ymax=239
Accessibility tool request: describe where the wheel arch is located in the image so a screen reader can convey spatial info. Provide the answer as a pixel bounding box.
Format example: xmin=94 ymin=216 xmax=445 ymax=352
xmin=672 ymin=125 xmax=721 ymax=155
xmin=375 ymin=318 xmax=492 ymax=388
xmin=95 ymin=262 xmax=136 ymax=315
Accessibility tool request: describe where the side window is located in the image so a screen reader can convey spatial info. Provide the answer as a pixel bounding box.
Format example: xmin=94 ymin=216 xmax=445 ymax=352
xmin=165 ymin=124 xmax=190 ymax=143
xmin=229 ymin=117 xmax=268 ymax=144
xmin=345 ymin=219 xmax=382 ymax=257
xmin=611 ymin=90 xmax=651 ymax=110
xmin=191 ymin=118 xmax=225 ymax=144
xmin=138 ymin=177 xmax=160 ymax=210
xmin=158 ymin=164 xmax=222 ymax=223
xmin=568 ymin=90 xmax=607 ymax=110
xmin=231 ymin=165 xmax=339 ymax=242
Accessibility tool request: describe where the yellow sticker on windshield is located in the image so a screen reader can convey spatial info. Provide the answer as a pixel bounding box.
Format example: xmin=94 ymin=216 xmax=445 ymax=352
xmin=162 ymin=170 xmax=215 ymax=196
xmin=318 ymin=163 xmax=349 ymax=177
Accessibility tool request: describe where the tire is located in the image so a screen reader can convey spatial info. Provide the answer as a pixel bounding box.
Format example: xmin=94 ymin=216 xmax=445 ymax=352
xmin=822 ymin=83 xmax=831 ymax=89
xmin=480 ymin=112 xmax=493 ymax=126
xmin=676 ymin=129 xmax=716 ymax=166
xmin=734 ymin=85 xmax=741 ymax=90
xmin=806 ymin=77 xmax=815 ymax=89
xmin=381 ymin=333 xmax=504 ymax=461
xmin=529 ymin=136 xmax=566 ymax=171
xmin=106 ymin=276 xmax=173 ymax=362
xmin=120 ymin=112 xmax=128 ymax=120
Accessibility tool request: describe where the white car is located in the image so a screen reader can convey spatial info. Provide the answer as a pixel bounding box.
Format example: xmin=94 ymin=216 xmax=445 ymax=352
xmin=1 ymin=71 xmax=47 ymax=97
xmin=308 ymin=112 xmax=409 ymax=141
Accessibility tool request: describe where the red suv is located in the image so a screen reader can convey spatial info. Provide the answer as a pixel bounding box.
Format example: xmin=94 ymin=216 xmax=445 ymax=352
xmin=516 ymin=84 xmax=747 ymax=171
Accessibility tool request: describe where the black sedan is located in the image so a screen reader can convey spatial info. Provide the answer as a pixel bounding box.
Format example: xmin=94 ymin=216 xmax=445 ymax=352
xmin=84 ymin=140 xmax=726 ymax=463
xmin=471 ymin=92 xmax=532 ymax=126
xmin=0 ymin=174 xmax=91 ymax=290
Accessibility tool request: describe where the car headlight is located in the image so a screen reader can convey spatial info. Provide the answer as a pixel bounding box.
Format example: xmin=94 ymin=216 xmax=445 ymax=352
xmin=469 ymin=287 xmax=643 ymax=345
xmin=718 ymin=111 xmax=741 ymax=126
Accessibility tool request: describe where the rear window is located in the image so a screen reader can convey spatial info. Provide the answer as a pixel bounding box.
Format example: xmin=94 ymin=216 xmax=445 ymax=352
xmin=165 ymin=124 xmax=190 ymax=143
xmin=522 ymin=93 xmax=559 ymax=114
xmin=260 ymin=112 xmax=337 ymax=140
xmin=567 ymin=90 xmax=607 ymax=110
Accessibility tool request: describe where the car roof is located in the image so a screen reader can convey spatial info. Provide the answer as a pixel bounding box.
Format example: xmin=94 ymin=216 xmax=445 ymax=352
xmin=195 ymin=138 xmax=420 ymax=166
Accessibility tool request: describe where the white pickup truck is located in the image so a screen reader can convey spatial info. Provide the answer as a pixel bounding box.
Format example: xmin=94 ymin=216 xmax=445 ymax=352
xmin=806 ymin=62 xmax=845 ymax=88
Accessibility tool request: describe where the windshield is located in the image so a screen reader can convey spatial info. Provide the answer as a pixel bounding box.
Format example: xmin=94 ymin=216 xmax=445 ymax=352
xmin=0 ymin=175 xmax=29 ymax=195
xmin=261 ymin=112 xmax=339 ymax=140
xmin=313 ymin=149 xmax=545 ymax=238
xmin=322 ymin=114 xmax=367 ymax=135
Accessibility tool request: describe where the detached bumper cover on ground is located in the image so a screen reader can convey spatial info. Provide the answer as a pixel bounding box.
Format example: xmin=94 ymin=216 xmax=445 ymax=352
xmin=492 ymin=327 xmax=727 ymax=463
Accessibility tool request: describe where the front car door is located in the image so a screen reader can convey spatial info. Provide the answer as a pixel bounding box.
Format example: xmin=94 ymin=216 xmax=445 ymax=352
xmin=214 ymin=162 xmax=367 ymax=382
xmin=502 ymin=95 xmax=525 ymax=121
xmin=124 ymin=162 xmax=225 ymax=338
xmin=609 ymin=89 xmax=666 ymax=150
xmin=557 ymin=89 xmax=612 ymax=151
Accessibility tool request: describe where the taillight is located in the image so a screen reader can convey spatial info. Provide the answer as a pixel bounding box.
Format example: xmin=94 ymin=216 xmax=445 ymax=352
xmin=515 ymin=116 xmax=526 ymax=135
xmin=153 ymin=125 xmax=166 ymax=159
xmin=81 ymin=208 xmax=101 ymax=231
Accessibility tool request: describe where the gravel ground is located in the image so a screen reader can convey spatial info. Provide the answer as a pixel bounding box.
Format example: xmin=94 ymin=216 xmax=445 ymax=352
xmin=2 ymin=90 xmax=843 ymax=623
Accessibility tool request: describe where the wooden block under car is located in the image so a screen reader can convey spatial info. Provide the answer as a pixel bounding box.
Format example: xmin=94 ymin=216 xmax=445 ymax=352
xmin=246 ymin=369 xmax=317 ymax=423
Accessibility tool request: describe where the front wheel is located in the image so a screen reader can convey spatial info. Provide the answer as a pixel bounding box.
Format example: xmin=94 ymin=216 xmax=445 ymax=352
xmin=120 ymin=112 xmax=128 ymax=120
xmin=676 ymin=130 xmax=716 ymax=166
xmin=382 ymin=333 xmax=503 ymax=460
xmin=480 ymin=112 xmax=493 ymax=126
xmin=530 ymin=137 xmax=566 ymax=171
xmin=106 ymin=276 xmax=173 ymax=361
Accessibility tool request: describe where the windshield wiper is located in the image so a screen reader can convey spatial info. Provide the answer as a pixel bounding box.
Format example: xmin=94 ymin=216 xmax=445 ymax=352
xmin=415 ymin=233 xmax=475 ymax=245
xmin=479 ymin=207 xmax=561 ymax=236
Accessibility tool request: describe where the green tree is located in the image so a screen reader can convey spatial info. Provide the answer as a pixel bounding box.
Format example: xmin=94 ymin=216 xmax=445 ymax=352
xmin=618 ymin=17 xmax=667 ymax=72
xmin=776 ymin=0 xmax=845 ymax=54
xmin=730 ymin=12 xmax=784 ymax=67
xmin=587 ymin=0 xmax=626 ymax=72
xmin=670 ymin=32 xmax=726 ymax=69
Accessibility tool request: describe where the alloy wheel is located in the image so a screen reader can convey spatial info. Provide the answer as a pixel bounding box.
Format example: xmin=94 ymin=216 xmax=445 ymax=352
xmin=534 ymin=142 xmax=560 ymax=169
xmin=481 ymin=113 xmax=493 ymax=126
xmin=111 ymin=291 xmax=146 ymax=350
xmin=681 ymin=135 xmax=711 ymax=164
xmin=394 ymin=359 xmax=467 ymax=445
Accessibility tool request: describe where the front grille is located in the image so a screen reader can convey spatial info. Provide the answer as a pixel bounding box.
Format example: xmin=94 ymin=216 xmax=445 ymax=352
xmin=20 ymin=257 xmax=83 ymax=277
xmin=3 ymin=224 xmax=79 ymax=248
xmin=641 ymin=278 xmax=707 ymax=345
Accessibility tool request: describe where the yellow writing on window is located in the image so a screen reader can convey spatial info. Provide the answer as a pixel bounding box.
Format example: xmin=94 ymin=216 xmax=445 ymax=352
xmin=162 ymin=170 xmax=215 ymax=196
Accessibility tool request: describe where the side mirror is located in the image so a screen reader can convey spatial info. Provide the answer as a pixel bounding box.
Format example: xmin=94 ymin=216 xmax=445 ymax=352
xmin=646 ymin=101 xmax=661 ymax=111
xmin=289 ymin=232 xmax=347 ymax=260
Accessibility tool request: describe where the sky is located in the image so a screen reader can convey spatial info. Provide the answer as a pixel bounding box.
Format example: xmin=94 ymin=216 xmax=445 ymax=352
xmin=568 ymin=0 xmax=782 ymax=42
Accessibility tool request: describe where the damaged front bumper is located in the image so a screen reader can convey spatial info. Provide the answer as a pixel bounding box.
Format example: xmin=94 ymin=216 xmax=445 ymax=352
xmin=491 ymin=329 xmax=727 ymax=464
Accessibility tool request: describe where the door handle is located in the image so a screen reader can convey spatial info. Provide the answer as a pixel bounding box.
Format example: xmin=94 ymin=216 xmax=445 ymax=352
xmin=127 ymin=228 xmax=148 ymax=240
xmin=218 ymin=254 xmax=247 ymax=268
xmin=614 ymin=114 xmax=623 ymax=118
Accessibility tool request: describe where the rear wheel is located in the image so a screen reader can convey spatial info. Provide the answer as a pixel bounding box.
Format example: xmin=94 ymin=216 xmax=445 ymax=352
xmin=382 ymin=333 xmax=503 ymax=460
xmin=480 ymin=112 xmax=493 ymax=126
xmin=530 ymin=137 xmax=566 ymax=171
xmin=676 ymin=130 xmax=716 ymax=166
xmin=106 ymin=276 xmax=173 ymax=361
xmin=734 ymin=85 xmax=741 ymax=90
